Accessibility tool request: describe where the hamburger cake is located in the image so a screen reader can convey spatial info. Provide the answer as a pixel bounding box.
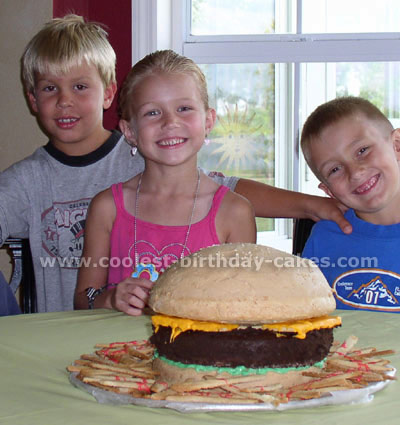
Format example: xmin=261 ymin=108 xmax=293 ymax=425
xmin=148 ymin=243 xmax=342 ymax=388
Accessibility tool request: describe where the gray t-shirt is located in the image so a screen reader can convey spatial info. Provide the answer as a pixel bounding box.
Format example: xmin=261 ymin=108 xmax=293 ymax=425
xmin=0 ymin=131 xmax=238 ymax=312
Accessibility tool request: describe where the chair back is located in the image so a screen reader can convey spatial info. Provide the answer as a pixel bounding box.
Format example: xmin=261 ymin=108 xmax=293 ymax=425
xmin=4 ymin=238 xmax=36 ymax=313
xmin=292 ymin=218 xmax=316 ymax=256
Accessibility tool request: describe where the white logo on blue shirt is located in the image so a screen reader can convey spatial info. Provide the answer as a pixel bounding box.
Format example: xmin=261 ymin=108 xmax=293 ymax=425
xmin=333 ymin=269 xmax=400 ymax=312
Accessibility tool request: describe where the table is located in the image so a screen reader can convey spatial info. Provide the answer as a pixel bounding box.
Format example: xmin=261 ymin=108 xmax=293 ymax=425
xmin=0 ymin=309 xmax=398 ymax=425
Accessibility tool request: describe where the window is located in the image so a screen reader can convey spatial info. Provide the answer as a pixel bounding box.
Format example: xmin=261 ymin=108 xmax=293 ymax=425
xmin=132 ymin=0 xmax=400 ymax=251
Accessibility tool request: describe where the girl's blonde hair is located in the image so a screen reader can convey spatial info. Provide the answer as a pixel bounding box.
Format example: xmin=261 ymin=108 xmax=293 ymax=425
xmin=119 ymin=50 xmax=209 ymax=120
xmin=21 ymin=14 xmax=116 ymax=94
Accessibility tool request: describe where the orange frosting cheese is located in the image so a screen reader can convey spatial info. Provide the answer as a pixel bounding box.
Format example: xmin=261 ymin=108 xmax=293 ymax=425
xmin=151 ymin=314 xmax=341 ymax=342
xmin=263 ymin=316 xmax=342 ymax=339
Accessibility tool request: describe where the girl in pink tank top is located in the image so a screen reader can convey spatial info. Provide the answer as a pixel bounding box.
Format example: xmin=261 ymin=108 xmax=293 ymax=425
xmin=75 ymin=50 xmax=256 ymax=315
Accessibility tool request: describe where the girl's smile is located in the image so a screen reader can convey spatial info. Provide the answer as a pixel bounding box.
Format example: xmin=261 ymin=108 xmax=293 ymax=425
xmin=157 ymin=138 xmax=187 ymax=148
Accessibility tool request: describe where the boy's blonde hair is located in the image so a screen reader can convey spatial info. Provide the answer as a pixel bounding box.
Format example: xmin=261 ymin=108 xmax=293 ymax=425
xmin=21 ymin=14 xmax=116 ymax=94
xmin=301 ymin=96 xmax=393 ymax=177
xmin=119 ymin=50 xmax=209 ymax=120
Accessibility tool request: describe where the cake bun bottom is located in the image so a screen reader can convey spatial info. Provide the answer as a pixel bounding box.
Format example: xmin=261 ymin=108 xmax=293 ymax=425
xmin=152 ymin=357 xmax=320 ymax=388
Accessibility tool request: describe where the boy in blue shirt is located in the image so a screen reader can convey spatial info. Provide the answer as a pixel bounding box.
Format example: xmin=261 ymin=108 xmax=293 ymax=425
xmin=301 ymin=96 xmax=400 ymax=313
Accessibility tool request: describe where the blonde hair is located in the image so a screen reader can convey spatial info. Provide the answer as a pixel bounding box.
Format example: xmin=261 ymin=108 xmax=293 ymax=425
xmin=119 ymin=49 xmax=209 ymax=120
xmin=301 ymin=96 xmax=393 ymax=176
xmin=21 ymin=14 xmax=116 ymax=94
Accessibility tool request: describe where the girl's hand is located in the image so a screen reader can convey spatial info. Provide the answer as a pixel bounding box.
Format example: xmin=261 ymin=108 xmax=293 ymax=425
xmin=306 ymin=196 xmax=351 ymax=234
xmin=110 ymin=277 xmax=155 ymax=316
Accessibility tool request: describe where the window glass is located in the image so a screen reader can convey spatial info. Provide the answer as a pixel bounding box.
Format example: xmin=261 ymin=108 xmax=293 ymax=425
xmin=335 ymin=62 xmax=400 ymax=120
xmin=191 ymin=0 xmax=400 ymax=35
xmin=191 ymin=0 xmax=275 ymax=35
xmin=197 ymin=63 xmax=275 ymax=232
xmin=302 ymin=0 xmax=400 ymax=33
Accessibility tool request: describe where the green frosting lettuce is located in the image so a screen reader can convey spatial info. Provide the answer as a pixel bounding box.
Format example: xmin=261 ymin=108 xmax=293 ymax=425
xmin=153 ymin=351 xmax=325 ymax=376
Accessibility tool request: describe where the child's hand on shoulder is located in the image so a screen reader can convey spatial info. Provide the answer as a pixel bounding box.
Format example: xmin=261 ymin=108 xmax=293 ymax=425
xmin=110 ymin=277 xmax=155 ymax=316
xmin=307 ymin=196 xmax=352 ymax=234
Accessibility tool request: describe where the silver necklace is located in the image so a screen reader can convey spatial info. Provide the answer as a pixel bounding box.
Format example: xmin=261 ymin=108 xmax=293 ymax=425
xmin=133 ymin=168 xmax=201 ymax=268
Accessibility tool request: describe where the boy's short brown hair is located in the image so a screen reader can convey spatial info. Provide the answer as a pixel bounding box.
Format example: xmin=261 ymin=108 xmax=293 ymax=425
xmin=119 ymin=49 xmax=209 ymax=121
xmin=301 ymin=96 xmax=393 ymax=177
xmin=21 ymin=14 xmax=116 ymax=94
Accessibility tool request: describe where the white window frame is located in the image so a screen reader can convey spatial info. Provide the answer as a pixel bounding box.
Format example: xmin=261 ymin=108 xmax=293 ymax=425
xmin=131 ymin=0 xmax=400 ymax=250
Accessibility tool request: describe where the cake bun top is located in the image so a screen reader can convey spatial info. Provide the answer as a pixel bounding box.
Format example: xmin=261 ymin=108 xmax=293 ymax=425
xmin=148 ymin=243 xmax=336 ymax=324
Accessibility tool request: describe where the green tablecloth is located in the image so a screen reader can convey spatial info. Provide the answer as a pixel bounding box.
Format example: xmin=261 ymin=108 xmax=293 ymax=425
xmin=0 ymin=309 xmax=398 ymax=425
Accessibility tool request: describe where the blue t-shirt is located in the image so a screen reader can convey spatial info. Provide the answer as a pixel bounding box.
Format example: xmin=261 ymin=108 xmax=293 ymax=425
xmin=302 ymin=209 xmax=400 ymax=313
xmin=0 ymin=272 xmax=20 ymax=316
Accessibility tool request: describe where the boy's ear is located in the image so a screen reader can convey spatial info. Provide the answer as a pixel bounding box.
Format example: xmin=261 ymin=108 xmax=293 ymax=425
xmin=119 ymin=119 xmax=137 ymax=146
xmin=103 ymin=82 xmax=117 ymax=110
xmin=391 ymin=128 xmax=400 ymax=159
xmin=205 ymin=108 xmax=217 ymax=136
xmin=318 ymin=182 xmax=336 ymax=199
xmin=27 ymin=92 xmax=38 ymax=113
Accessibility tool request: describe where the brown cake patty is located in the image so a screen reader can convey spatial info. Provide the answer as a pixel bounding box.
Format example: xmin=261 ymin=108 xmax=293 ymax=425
xmin=150 ymin=326 xmax=334 ymax=369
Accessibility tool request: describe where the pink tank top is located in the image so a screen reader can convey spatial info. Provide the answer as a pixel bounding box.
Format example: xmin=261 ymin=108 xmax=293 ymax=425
xmin=108 ymin=183 xmax=229 ymax=284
